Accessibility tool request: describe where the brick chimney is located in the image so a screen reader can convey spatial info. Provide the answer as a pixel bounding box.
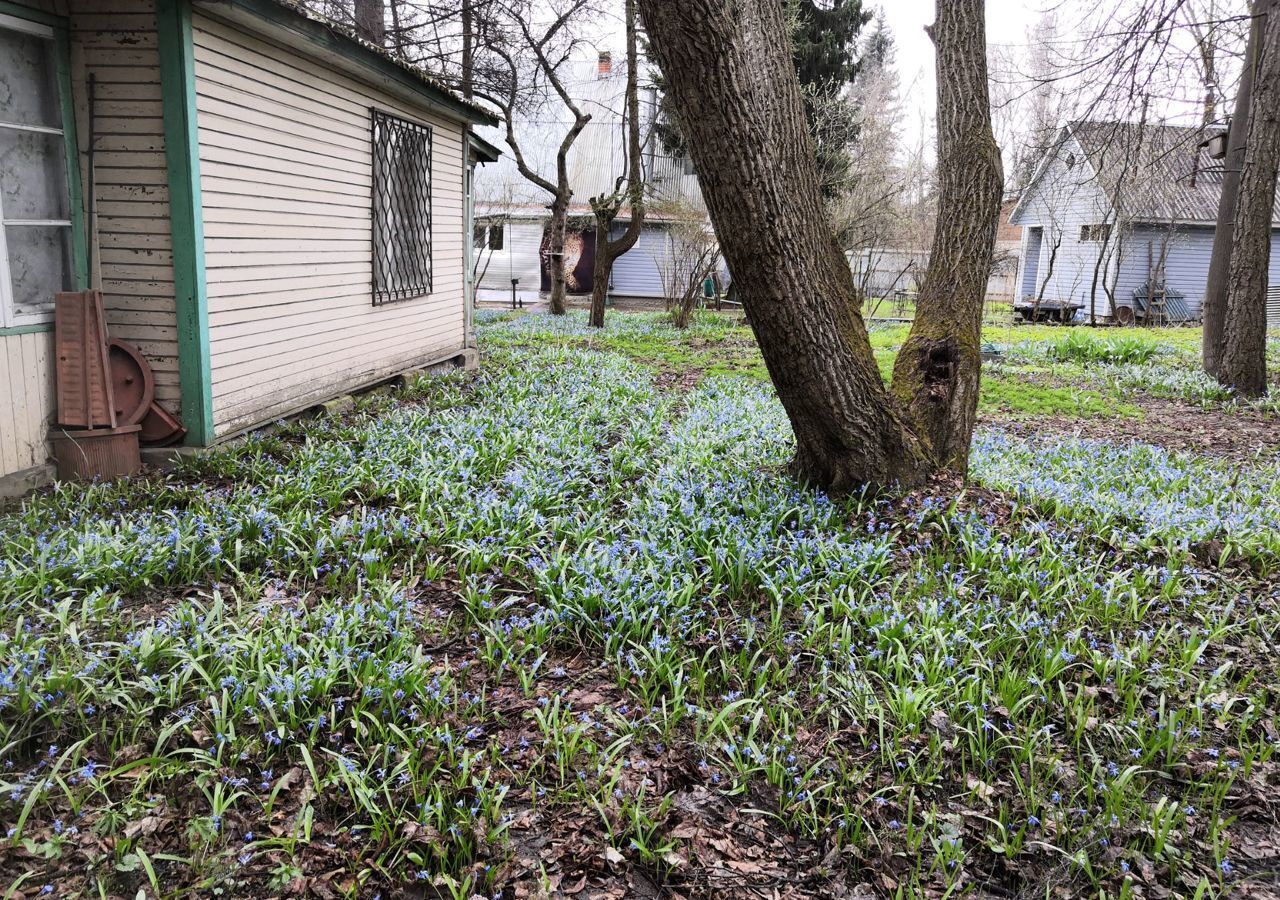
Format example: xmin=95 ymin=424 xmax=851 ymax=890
xmin=597 ymin=51 xmax=613 ymax=79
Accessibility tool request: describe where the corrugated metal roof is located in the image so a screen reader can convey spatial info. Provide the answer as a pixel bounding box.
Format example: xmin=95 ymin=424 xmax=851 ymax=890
xmin=1068 ymin=120 xmax=1280 ymax=224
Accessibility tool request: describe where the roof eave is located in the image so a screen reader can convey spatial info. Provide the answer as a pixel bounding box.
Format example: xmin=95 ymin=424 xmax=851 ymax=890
xmin=468 ymin=131 xmax=502 ymax=164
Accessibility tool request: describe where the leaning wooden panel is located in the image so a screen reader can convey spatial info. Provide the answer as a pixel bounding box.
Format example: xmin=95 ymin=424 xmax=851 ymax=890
xmin=54 ymin=290 xmax=117 ymax=429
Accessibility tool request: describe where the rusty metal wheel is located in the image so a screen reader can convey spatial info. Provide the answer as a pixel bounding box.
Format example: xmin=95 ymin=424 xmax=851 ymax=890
xmin=107 ymin=339 xmax=156 ymax=426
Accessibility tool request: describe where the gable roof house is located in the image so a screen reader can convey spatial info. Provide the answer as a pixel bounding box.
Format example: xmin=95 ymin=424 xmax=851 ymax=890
xmin=1010 ymin=121 xmax=1280 ymax=325
xmin=0 ymin=0 xmax=498 ymax=495
xmin=473 ymin=52 xmax=712 ymax=307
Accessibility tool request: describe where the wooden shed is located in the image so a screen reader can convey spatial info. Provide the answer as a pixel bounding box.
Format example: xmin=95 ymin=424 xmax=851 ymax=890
xmin=0 ymin=0 xmax=498 ymax=496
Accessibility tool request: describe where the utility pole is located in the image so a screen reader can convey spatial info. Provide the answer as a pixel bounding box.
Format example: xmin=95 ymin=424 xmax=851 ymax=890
xmin=1202 ymin=0 xmax=1272 ymax=376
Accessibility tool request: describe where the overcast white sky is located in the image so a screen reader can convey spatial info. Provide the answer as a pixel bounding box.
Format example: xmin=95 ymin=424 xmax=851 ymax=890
xmin=572 ymin=0 xmax=1237 ymax=161
xmin=882 ymin=0 xmax=1040 ymax=149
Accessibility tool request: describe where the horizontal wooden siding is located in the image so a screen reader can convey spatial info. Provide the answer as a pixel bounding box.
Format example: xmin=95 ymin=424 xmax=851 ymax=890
xmin=70 ymin=0 xmax=181 ymax=410
xmin=191 ymin=13 xmax=467 ymax=437
xmin=0 ymin=331 xmax=55 ymax=480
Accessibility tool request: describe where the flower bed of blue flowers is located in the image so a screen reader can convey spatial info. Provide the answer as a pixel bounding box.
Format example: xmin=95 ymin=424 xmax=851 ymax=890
xmin=1 ymin=313 xmax=1277 ymax=898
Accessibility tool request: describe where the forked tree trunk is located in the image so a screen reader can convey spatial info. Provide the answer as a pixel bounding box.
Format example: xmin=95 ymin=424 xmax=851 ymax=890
xmin=1203 ymin=0 xmax=1271 ymax=376
xmin=639 ymin=0 xmax=1000 ymax=491
xmin=890 ymin=0 xmax=1004 ymax=469
xmin=589 ymin=0 xmax=645 ymax=329
xmin=1218 ymin=0 xmax=1280 ymax=397
xmin=637 ymin=0 xmax=930 ymax=491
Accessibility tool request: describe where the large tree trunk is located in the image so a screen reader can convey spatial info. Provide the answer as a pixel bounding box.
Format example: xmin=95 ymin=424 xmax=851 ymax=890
xmin=589 ymin=0 xmax=645 ymax=329
xmin=1203 ymin=0 xmax=1271 ymax=376
xmin=461 ymin=0 xmax=474 ymax=98
xmin=637 ymin=0 xmax=930 ymax=492
xmin=545 ymin=197 xmax=570 ymax=315
xmin=1218 ymin=0 xmax=1280 ymax=397
xmin=890 ymin=0 xmax=1003 ymax=469
xmin=352 ymin=0 xmax=384 ymax=45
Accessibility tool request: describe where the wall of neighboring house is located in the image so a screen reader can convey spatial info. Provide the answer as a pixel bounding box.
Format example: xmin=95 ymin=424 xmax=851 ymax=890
xmin=475 ymin=219 xmax=543 ymax=294
xmin=474 ymin=218 xmax=711 ymax=301
xmin=610 ymin=224 xmax=676 ymax=299
xmin=190 ymin=11 xmax=469 ymax=438
xmin=1116 ymin=225 xmax=1280 ymax=323
xmin=1012 ymin=136 xmax=1119 ymax=318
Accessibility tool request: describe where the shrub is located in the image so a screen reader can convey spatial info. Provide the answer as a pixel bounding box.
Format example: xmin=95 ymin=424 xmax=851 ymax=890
xmin=1047 ymin=331 xmax=1158 ymax=365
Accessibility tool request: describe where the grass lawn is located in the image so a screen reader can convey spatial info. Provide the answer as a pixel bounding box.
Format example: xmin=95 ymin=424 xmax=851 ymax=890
xmin=2 ymin=312 xmax=1280 ymax=898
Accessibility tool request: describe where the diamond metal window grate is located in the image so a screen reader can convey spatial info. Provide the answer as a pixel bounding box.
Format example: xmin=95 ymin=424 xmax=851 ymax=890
xmin=371 ymin=109 xmax=432 ymax=305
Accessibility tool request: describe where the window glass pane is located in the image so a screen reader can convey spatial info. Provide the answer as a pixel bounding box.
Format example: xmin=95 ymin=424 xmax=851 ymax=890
xmin=0 ymin=128 xmax=69 ymax=220
xmin=0 ymin=28 xmax=61 ymax=129
xmin=6 ymin=224 xmax=70 ymax=319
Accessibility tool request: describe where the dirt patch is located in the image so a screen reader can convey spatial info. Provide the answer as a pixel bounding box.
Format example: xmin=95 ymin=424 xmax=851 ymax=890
xmin=989 ymin=397 xmax=1280 ymax=462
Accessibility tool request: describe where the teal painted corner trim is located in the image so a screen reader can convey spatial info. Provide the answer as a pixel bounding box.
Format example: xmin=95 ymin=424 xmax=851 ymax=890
xmin=54 ymin=26 xmax=89 ymax=291
xmin=0 ymin=324 xmax=53 ymax=337
xmin=157 ymin=0 xmax=214 ymax=447
xmin=0 ymin=1 xmax=63 ymax=27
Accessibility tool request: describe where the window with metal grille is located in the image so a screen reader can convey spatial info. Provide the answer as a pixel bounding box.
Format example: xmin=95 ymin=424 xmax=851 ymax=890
xmin=371 ymin=109 xmax=432 ymax=305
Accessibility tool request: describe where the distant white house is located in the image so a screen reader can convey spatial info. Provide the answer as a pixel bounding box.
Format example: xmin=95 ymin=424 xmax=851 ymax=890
xmin=1010 ymin=121 xmax=1280 ymax=325
xmin=473 ymin=53 xmax=716 ymax=304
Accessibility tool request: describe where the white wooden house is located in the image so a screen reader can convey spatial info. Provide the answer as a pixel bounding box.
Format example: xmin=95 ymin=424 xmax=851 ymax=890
xmin=473 ymin=54 xmax=716 ymax=304
xmin=0 ymin=0 xmax=498 ymax=495
xmin=1010 ymin=121 xmax=1279 ymax=324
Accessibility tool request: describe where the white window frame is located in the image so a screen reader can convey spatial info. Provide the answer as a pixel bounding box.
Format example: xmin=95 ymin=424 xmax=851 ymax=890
xmin=0 ymin=12 xmax=75 ymax=330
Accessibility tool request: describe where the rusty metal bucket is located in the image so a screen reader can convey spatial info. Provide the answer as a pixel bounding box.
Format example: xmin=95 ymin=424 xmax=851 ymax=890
xmin=49 ymin=424 xmax=142 ymax=482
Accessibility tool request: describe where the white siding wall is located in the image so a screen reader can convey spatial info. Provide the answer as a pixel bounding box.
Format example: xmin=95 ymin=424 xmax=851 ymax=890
xmin=70 ymin=0 xmax=180 ymax=409
xmin=475 ymin=220 xmax=543 ymax=293
xmin=191 ymin=13 xmax=467 ymax=437
xmin=474 ymin=220 xmax=704 ymax=300
xmin=1013 ymin=136 xmax=1117 ymax=317
xmin=611 ymin=225 xmax=671 ymax=298
xmin=1116 ymin=225 xmax=1280 ymax=322
xmin=0 ymin=331 xmax=55 ymax=481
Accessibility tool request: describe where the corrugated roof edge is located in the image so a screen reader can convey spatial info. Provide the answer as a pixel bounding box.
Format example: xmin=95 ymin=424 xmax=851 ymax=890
xmin=200 ymin=0 xmax=499 ymax=126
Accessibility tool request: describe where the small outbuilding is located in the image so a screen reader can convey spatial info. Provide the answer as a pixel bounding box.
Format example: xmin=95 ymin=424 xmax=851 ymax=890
xmin=0 ymin=0 xmax=498 ymax=495
xmin=1009 ymin=121 xmax=1280 ymax=324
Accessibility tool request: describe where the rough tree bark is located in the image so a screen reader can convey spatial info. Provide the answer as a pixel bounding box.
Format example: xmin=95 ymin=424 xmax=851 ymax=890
xmin=637 ymin=0 xmax=936 ymax=492
xmin=890 ymin=0 xmax=1003 ymax=469
xmin=638 ymin=0 xmax=1001 ymax=491
xmin=1203 ymin=0 xmax=1271 ymax=376
xmin=544 ymin=198 xmax=571 ymax=315
xmin=1218 ymin=0 xmax=1280 ymax=396
xmin=588 ymin=0 xmax=644 ymax=329
xmin=353 ymin=0 xmax=385 ymax=44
